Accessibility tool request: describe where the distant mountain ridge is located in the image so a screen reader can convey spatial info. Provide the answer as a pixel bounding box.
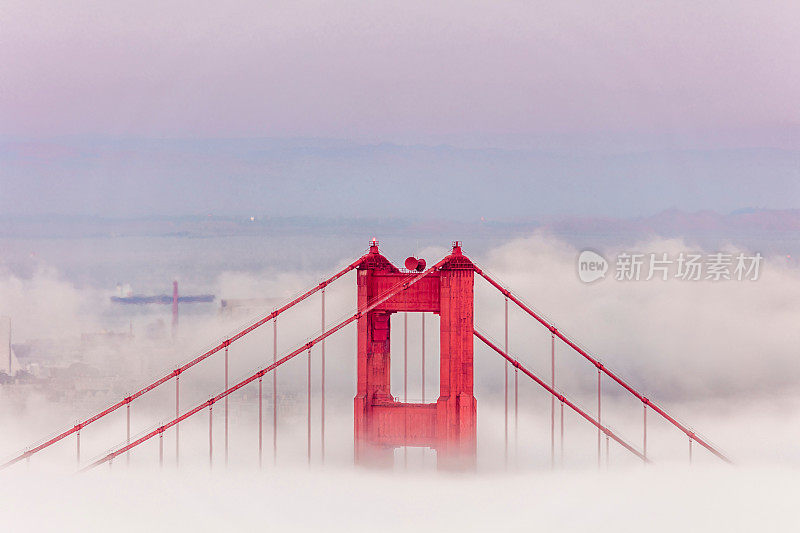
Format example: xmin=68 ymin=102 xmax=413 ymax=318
xmin=1 ymin=137 xmax=798 ymax=220
xmin=545 ymin=208 xmax=800 ymax=235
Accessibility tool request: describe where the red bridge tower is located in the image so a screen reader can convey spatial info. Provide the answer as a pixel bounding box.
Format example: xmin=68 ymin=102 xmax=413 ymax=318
xmin=354 ymin=241 xmax=477 ymax=469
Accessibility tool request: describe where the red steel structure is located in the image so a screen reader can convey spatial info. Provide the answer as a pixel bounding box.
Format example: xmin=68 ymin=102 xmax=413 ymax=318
xmin=0 ymin=240 xmax=731 ymax=472
xmin=354 ymin=240 xmax=476 ymax=469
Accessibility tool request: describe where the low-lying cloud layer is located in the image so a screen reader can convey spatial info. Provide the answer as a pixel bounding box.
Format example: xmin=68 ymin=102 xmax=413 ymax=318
xmin=1 ymin=231 xmax=798 ymax=472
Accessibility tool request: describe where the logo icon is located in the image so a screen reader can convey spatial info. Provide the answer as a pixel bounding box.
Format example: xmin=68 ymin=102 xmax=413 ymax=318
xmin=578 ymin=250 xmax=608 ymax=283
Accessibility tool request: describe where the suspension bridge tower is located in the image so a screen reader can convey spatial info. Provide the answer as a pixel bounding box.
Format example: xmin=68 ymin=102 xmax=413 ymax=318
xmin=354 ymin=240 xmax=477 ymax=470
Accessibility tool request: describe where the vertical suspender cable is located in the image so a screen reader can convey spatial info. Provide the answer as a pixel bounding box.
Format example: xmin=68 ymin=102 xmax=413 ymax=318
xmin=514 ymin=344 xmax=518 ymax=461
xmin=504 ymin=296 xmax=509 ymax=468
xmin=421 ymin=313 xmax=425 ymax=404
xmin=560 ymin=400 xmax=564 ymax=467
xmin=551 ymin=333 xmax=555 ymax=468
xmin=404 ymin=312 xmax=408 ymax=469
xmin=258 ymin=377 xmax=263 ymax=469
xmin=421 ymin=313 xmax=426 ymax=465
xmin=209 ymin=403 xmax=213 ymax=470
xmin=597 ymin=368 xmax=601 ymax=469
xmin=126 ymin=403 xmax=131 ymax=467
xmin=307 ymin=347 xmax=312 ymax=467
xmin=321 ymin=287 xmax=326 ymax=465
xmin=643 ymin=404 xmax=647 ymax=463
xmin=273 ymin=316 xmax=277 ymax=466
xmin=224 ymin=344 xmax=229 ymax=467
xmin=175 ymin=376 xmax=180 ymax=467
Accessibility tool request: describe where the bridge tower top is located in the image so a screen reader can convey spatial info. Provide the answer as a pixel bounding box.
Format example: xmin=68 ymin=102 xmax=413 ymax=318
xmin=354 ymin=239 xmax=476 ymax=470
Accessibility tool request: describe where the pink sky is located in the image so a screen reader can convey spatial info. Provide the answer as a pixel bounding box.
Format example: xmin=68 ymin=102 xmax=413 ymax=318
xmin=2 ymin=1 xmax=799 ymax=146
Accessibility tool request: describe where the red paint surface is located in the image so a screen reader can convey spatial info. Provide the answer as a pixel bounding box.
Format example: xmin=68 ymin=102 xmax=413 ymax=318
xmin=355 ymin=242 xmax=477 ymax=470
